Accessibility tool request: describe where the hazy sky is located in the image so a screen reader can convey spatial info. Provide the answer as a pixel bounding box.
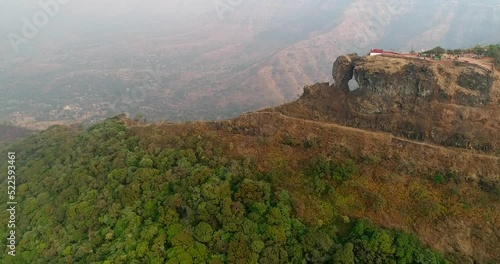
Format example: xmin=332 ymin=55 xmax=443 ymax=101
xmin=2 ymin=0 xmax=500 ymax=57
xmin=0 ymin=0 xmax=223 ymax=56
xmin=1 ymin=0 xmax=215 ymax=31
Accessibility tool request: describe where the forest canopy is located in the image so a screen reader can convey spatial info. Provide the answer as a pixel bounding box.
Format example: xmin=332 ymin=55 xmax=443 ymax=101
xmin=0 ymin=118 xmax=452 ymax=263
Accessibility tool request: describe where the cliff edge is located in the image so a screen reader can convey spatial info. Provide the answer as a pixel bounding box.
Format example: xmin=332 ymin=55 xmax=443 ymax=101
xmin=280 ymin=54 xmax=499 ymax=155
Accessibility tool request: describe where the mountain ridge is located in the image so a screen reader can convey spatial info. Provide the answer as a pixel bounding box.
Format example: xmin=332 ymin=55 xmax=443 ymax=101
xmin=2 ymin=1 xmax=500 ymax=127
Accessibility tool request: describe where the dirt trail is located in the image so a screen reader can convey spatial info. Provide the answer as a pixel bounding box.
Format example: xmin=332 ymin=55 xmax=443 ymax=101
xmin=455 ymin=57 xmax=496 ymax=72
xmin=251 ymin=111 xmax=500 ymax=161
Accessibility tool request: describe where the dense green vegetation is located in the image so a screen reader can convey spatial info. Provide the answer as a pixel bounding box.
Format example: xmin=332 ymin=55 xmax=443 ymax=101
xmin=486 ymin=44 xmax=500 ymax=67
xmin=0 ymin=118 xmax=451 ymax=263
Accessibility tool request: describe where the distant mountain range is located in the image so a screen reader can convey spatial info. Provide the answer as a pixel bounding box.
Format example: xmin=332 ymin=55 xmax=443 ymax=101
xmin=1 ymin=0 xmax=499 ymax=126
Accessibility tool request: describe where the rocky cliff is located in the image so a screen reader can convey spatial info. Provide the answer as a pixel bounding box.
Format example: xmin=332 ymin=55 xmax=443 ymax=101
xmin=309 ymin=54 xmax=499 ymax=155
xmin=279 ymin=54 xmax=500 ymax=190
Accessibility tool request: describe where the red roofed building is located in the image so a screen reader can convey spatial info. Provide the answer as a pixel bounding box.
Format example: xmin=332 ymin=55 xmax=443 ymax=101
xmin=370 ymin=49 xmax=383 ymax=56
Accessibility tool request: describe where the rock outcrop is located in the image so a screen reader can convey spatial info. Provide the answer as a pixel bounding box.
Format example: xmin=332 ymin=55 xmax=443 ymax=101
xmin=328 ymin=55 xmax=500 ymax=154
xmin=283 ymin=55 xmax=500 ymax=191
xmin=331 ymin=53 xmax=361 ymax=91
xmin=353 ymin=58 xmax=495 ymax=106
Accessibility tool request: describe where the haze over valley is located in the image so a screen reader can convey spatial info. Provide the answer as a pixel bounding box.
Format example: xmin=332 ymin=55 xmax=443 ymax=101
xmin=1 ymin=0 xmax=499 ymax=128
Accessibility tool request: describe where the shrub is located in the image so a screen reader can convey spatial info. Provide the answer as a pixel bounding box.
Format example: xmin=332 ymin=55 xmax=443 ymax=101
xmin=282 ymin=135 xmax=295 ymax=146
xmin=432 ymin=170 xmax=459 ymax=184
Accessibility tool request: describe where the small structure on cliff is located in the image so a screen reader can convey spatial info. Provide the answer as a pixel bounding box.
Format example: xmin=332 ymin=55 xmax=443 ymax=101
xmin=370 ymin=49 xmax=383 ymax=56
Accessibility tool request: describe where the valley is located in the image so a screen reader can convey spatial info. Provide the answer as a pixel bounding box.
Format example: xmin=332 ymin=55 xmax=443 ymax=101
xmin=1 ymin=0 xmax=500 ymax=129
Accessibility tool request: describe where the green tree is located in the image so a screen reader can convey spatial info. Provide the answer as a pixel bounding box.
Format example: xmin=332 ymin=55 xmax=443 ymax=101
xmin=227 ymin=232 xmax=251 ymax=264
xmin=333 ymin=243 xmax=355 ymax=264
xmin=194 ymin=222 xmax=214 ymax=243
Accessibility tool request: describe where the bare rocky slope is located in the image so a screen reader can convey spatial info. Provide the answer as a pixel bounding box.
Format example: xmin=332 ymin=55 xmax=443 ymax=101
xmin=274 ymin=53 xmax=500 ymax=188
xmin=276 ymin=55 xmax=499 ymax=157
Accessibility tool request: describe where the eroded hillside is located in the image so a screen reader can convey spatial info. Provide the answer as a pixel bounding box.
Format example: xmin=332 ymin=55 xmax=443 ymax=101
xmin=275 ymin=55 xmax=500 ymax=155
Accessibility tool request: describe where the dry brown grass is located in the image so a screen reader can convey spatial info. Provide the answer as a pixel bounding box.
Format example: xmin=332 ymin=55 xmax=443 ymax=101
xmin=127 ymin=108 xmax=499 ymax=261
